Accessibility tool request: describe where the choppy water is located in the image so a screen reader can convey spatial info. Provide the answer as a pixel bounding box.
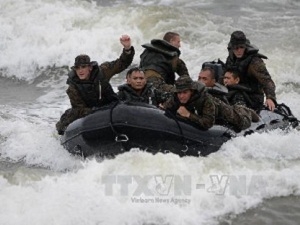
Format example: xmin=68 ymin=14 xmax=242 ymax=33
xmin=1 ymin=0 xmax=300 ymax=224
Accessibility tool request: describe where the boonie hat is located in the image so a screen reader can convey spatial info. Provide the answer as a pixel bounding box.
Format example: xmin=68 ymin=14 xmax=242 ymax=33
xmin=173 ymin=75 xmax=197 ymax=92
xmin=230 ymin=30 xmax=247 ymax=46
xmin=73 ymin=54 xmax=91 ymax=67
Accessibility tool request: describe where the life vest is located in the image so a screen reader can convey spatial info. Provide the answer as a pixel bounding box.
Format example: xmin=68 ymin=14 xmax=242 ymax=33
xmin=67 ymin=62 xmax=117 ymax=107
xmin=206 ymin=83 xmax=229 ymax=104
xmin=226 ymin=84 xmax=254 ymax=108
xmin=139 ymin=39 xmax=180 ymax=85
xmin=117 ymin=83 xmax=153 ymax=103
xmin=225 ymin=44 xmax=268 ymax=94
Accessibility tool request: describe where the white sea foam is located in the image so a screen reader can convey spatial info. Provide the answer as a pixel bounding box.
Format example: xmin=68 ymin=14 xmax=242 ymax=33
xmin=1 ymin=145 xmax=300 ymax=224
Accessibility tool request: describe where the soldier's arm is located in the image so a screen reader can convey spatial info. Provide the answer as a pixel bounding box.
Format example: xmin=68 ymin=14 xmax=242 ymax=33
xmin=100 ymin=47 xmax=135 ymax=81
xmin=188 ymin=98 xmax=215 ymax=129
xmin=248 ymin=57 xmax=276 ymax=101
xmin=147 ymin=76 xmax=174 ymax=92
xmin=161 ymin=96 xmax=179 ymax=113
xmin=175 ymin=58 xmax=189 ymax=76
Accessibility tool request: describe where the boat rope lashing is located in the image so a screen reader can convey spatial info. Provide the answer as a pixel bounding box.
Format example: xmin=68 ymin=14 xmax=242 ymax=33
xmin=165 ymin=109 xmax=189 ymax=153
xmin=274 ymin=103 xmax=299 ymax=128
xmin=109 ymin=101 xmax=129 ymax=142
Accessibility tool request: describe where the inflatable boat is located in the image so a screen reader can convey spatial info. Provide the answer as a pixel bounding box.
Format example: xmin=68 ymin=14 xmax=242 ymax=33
xmin=61 ymin=101 xmax=299 ymax=158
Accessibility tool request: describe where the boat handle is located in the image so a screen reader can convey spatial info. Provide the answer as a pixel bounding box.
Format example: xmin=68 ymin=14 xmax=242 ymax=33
xmin=115 ymin=134 xmax=129 ymax=142
xmin=181 ymin=145 xmax=188 ymax=153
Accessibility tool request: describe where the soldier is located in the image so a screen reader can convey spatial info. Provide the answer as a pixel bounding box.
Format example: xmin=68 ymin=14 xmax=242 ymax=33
xmin=161 ymin=76 xmax=259 ymax=131
xmin=139 ymin=32 xmax=189 ymax=93
xmin=117 ymin=67 xmax=154 ymax=104
xmin=223 ymin=69 xmax=254 ymax=107
xmin=118 ymin=67 xmax=172 ymax=106
xmin=163 ymin=31 xmax=182 ymax=49
xmin=56 ymin=34 xmax=135 ymax=135
xmin=224 ymin=30 xmax=276 ymax=111
xmin=198 ymin=66 xmax=229 ymax=104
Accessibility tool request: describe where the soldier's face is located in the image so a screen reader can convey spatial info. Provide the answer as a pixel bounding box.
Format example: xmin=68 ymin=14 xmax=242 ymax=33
xmin=170 ymin=36 xmax=181 ymax=48
xmin=198 ymin=70 xmax=215 ymax=87
xmin=177 ymin=89 xmax=193 ymax=104
xmin=75 ymin=65 xmax=92 ymax=80
xmin=223 ymin=72 xmax=239 ymax=86
xmin=233 ymin=45 xmax=246 ymax=58
xmin=127 ymin=71 xmax=146 ymax=91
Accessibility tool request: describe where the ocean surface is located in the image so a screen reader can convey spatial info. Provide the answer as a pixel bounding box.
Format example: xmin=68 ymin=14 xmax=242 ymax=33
xmin=1 ymin=0 xmax=300 ymax=224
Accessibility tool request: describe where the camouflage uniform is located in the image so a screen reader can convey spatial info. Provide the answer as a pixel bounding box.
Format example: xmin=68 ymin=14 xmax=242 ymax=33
xmin=224 ymin=31 xmax=276 ymax=111
xmin=163 ymin=76 xmax=256 ymax=131
xmin=56 ymin=47 xmax=135 ymax=134
xmin=139 ymin=39 xmax=189 ymax=93
xmin=213 ymin=97 xmax=254 ymax=131
xmin=163 ymin=82 xmax=215 ymax=129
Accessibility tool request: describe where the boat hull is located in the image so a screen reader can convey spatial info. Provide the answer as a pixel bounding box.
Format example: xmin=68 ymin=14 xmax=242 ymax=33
xmin=61 ymin=102 xmax=298 ymax=157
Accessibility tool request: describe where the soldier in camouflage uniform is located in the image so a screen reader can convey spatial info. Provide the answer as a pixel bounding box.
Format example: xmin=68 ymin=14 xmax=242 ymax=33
xmin=56 ymin=35 xmax=135 ymax=135
xmin=139 ymin=33 xmax=189 ymax=93
xmin=223 ymin=30 xmax=276 ymax=112
xmin=117 ymin=67 xmax=154 ymax=104
xmin=223 ymin=68 xmax=254 ymax=107
xmin=162 ymin=76 xmax=259 ymax=131
xmin=198 ymin=66 xmax=229 ymax=104
xmin=118 ymin=67 xmax=172 ymax=106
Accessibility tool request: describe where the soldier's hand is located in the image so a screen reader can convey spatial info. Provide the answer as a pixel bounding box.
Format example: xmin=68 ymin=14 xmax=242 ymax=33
xmin=265 ymin=98 xmax=275 ymax=111
xmin=177 ymin=106 xmax=190 ymax=118
xmin=158 ymin=103 xmax=165 ymax=109
xmin=120 ymin=34 xmax=131 ymax=50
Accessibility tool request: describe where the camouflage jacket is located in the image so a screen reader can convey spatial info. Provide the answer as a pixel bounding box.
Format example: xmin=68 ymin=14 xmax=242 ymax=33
xmin=144 ymin=56 xmax=189 ymax=92
xmin=225 ymin=44 xmax=276 ymax=102
xmin=144 ymin=58 xmax=189 ymax=93
xmin=247 ymin=57 xmax=276 ymax=101
xmin=67 ymin=47 xmax=135 ymax=118
xmin=162 ymin=82 xmax=252 ymax=131
xmin=163 ymin=83 xmax=215 ymax=130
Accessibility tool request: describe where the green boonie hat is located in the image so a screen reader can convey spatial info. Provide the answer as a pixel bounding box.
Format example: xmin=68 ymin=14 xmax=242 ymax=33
xmin=230 ymin=30 xmax=247 ymax=46
xmin=73 ymin=54 xmax=91 ymax=67
xmin=173 ymin=75 xmax=197 ymax=92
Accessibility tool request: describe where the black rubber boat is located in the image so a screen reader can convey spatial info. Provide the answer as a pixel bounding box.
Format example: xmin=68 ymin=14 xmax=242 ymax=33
xmin=61 ymin=101 xmax=299 ymax=157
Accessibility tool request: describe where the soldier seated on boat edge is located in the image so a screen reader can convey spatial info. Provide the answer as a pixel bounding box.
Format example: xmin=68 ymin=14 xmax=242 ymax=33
xmin=56 ymin=35 xmax=134 ymax=135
